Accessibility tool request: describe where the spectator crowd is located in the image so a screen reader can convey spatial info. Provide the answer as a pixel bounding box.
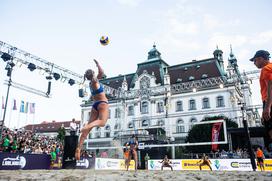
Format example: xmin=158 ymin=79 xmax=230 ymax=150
xmin=0 ymin=127 xmax=64 ymax=167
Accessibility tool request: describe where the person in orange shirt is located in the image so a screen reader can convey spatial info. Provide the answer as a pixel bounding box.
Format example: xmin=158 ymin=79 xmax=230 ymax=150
xmin=256 ymin=147 xmax=265 ymax=171
xmin=123 ymin=142 xmax=130 ymax=171
xmin=250 ymin=50 xmax=272 ymax=151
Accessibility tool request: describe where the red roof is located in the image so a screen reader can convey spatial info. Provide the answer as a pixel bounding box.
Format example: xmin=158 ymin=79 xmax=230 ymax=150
xmin=24 ymin=120 xmax=80 ymax=133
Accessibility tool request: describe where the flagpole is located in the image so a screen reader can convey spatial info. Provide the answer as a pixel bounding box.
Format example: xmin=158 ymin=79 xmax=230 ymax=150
xmin=32 ymin=109 xmax=35 ymax=132
xmin=8 ymin=101 xmax=13 ymax=129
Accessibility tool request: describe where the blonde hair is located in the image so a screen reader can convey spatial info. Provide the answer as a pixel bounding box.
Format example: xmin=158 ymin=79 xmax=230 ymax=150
xmin=83 ymin=69 xmax=95 ymax=83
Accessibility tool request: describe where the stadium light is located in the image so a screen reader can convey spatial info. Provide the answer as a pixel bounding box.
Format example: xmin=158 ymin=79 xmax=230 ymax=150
xmin=53 ymin=73 xmax=61 ymax=80
xmin=68 ymin=79 xmax=75 ymax=86
xmin=1 ymin=52 xmax=12 ymax=62
xmin=27 ymin=63 xmax=36 ymax=71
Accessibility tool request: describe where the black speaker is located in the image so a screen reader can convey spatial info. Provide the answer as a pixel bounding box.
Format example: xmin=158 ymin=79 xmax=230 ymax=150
xmin=62 ymin=135 xmax=78 ymax=169
xmin=78 ymin=88 xmax=84 ymax=98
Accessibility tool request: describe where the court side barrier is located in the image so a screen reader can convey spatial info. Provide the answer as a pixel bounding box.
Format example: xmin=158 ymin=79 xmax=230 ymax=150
xmin=0 ymin=153 xmax=95 ymax=170
xmin=95 ymin=158 xmax=135 ymax=170
xmin=148 ymin=159 xmax=272 ymax=171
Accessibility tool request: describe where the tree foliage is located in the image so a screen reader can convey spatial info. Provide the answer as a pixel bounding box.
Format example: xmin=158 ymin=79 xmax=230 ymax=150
xmin=57 ymin=126 xmax=66 ymax=143
xmin=185 ymin=116 xmax=238 ymax=153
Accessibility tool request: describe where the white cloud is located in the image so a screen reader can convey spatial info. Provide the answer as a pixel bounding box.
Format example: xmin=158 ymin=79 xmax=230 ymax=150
xmin=249 ymin=30 xmax=272 ymax=45
xmin=203 ymin=14 xmax=220 ymax=30
xmin=116 ymin=0 xmax=142 ymax=7
xmin=208 ymin=33 xmax=248 ymax=51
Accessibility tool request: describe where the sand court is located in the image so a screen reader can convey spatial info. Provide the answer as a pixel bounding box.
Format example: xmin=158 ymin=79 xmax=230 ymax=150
xmin=0 ymin=170 xmax=272 ymax=181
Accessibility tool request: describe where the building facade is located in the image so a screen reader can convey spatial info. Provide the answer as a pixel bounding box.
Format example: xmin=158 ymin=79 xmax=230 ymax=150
xmin=80 ymin=45 xmax=259 ymax=150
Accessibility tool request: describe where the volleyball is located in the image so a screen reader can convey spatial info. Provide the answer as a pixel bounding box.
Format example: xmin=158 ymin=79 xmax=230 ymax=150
xmin=100 ymin=36 xmax=109 ymax=46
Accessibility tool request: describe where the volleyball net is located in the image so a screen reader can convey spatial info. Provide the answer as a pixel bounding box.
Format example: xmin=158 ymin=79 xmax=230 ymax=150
xmin=86 ymin=119 xmax=227 ymax=155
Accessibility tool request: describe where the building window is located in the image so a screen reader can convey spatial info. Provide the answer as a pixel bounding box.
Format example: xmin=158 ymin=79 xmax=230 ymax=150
xmin=114 ymin=123 xmax=120 ymax=136
xmin=141 ymin=101 xmax=149 ymax=114
xmin=115 ymin=108 xmax=121 ymax=118
xmin=201 ymin=74 xmax=208 ymax=79
xmin=142 ymin=120 xmax=149 ymax=127
xmin=189 ymin=76 xmax=195 ymax=81
xmin=176 ymin=119 xmax=185 ymax=133
xmin=128 ymin=105 xmax=134 ymax=116
xmin=128 ymin=122 xmax=134 ymax=129
xmin=157 ymin=102 xmax=164 ymax=113
xmin=189 ymin=118 xmax=197 ymax=129
xmin=202 ymin=97 xmax=210 ymax=109
xmin=157 ymin=120 xmax=165 ymax=126
xmin=95 ymin=127 xmax=101 ymax=138
xmin=189 ymin=99 xmax=196 ymax=110
xmin=108 ymin=109 xmax=111 ymax=119
xmin=176 ymin=101 xmax=183 ymax=112
xmin=105 ymin=125 xmax=111 ymax=138
xmin=216 ymin=96 xmax=225 ymax=107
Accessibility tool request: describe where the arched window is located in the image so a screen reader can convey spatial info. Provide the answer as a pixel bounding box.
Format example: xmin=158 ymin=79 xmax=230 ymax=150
xmin=157 ymin=101 xmax=164 ymax=113
xmin=108 ymin=109 xmax=111 ymax=119
xmin=189 ymin=118 xmax=197 ymax=129
xmin=105 ymin=125 xmax=111 ymax=138
xmin=189 ymin=99 xmax=196 ymax=110
xmin=216 ymin=96 xmax=225 ymax=107
xmin=176 ymin=119 xmax=185 ymax=133
xmin=95 ymin=127 xmax=101 ymax=138
xmin=157 ymin=119 xmax=165 ymax=126
xmin=115 ymin=108 xmax=121 ymax=118
xmin=202 ymin=97 xmax=210 ymax=109
xmin=114 ymin=123 xmax=120 ymax=130
xmin=142 ymin=120 xmax=149 ymax=127
xmin=141 ymin=101 xmax=149 ymax=114
xmin=176 ymin=101 xmax=183 ymax=112
xmin=128 ymin=105 xmax=134 ymax=116
xmin=114 ymin=123 xmax=120 ymax=136
xmin=128 ymin=122 xmax=134 ymax=129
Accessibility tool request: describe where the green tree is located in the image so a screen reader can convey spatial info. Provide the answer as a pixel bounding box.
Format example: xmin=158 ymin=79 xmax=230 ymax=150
xmin=57 ymin=126 xmax=66 ymax=143
xmin=185 ymin=116 xmax=238 ymax=153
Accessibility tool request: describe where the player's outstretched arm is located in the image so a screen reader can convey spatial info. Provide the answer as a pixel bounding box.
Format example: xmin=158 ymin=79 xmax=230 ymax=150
xmin=94 ymin=59 xmax=105 ymax=79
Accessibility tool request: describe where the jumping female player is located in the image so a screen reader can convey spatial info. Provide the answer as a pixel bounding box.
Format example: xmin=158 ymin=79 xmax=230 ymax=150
xmin=75 ymin=59 xmax=109 ymax=160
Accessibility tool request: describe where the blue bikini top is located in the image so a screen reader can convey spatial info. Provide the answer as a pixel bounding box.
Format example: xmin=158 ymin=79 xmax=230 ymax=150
xmin=90 ymin=83 xmax=104 ymax=96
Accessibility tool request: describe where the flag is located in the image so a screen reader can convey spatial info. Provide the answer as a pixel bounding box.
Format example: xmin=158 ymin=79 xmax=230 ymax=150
xmin=20 ymin=101 xmax=25 ymax=113
xmin=25 ymin=102 xmax=29 ymax=113
xmin=2 ymin=96 xmax=4 ymax=109
xmin=12 ymin=99 xmax=17 ymax=110
xmin=211 ymin=122 xmax=223 ymax=152
xmin=30 ymin=103 xmax=35 ymax=114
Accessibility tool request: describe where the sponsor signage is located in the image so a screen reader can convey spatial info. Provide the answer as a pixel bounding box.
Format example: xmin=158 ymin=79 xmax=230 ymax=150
xmin=147 ymin=159 xmax=272 ymax=171
xmin=148 ymin=159 xmax=182 ymax=170
xmin=0 ymin=153 xmax=50 ymax=170
xmin=76 ymin=157 xmax=95 ymax=169
xmin=182 ymin=159 xmax=211 ymax=170
xmin=95 ymin=158 xmax=135 ymax=170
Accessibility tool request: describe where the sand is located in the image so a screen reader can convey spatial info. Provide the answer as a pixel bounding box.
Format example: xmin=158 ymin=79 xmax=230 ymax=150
xmin=0 ymin=170 xmax=271 ymax=181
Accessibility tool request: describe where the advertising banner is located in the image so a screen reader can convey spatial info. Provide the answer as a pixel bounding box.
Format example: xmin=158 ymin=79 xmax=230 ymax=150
xmin=76 ymin=157 xmax=95 ymax=169
xmin=182 ymin=159 xmax=211 ymax=170
xmin=95 ymin=158 xmax=135 ymax=170
xmin=148 ymin=159 xmax=182 ymax=170
xmin=147 ymin=159 xmax=272 ymax=171
xmin=0 ymin=153 xmax=50 ymax=170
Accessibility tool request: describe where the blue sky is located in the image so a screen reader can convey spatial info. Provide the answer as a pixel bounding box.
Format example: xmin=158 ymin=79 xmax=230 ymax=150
xmin=0 ymin=0 xmax=272 ymax=128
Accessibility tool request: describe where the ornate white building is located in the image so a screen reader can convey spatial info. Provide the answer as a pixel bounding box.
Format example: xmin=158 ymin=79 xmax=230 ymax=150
xmin=80 ymin=45 xmax=259 ymax=149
